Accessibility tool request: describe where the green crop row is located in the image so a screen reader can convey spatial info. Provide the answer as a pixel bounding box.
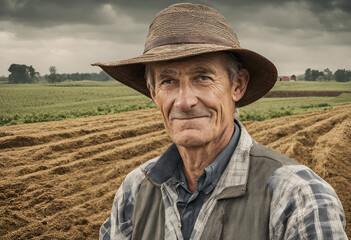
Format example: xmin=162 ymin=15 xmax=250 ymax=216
xmin=239 ymin=93 xmax=351 ymax=121
xmin=0 ymin=81 xmax=155 ymax=125
xmin=1 ymin=81 xmax=351 ymax=126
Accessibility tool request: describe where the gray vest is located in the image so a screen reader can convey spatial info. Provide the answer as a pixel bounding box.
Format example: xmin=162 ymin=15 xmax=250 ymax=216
xmin=131 ymin=144 xmax=299 ymax=240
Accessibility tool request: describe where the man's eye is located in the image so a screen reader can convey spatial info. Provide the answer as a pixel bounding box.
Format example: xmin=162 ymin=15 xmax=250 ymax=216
xmin=200 ymin=76 xmax=210 ymax=80
xmin=161 ymin=79 xmax=174 ymax=84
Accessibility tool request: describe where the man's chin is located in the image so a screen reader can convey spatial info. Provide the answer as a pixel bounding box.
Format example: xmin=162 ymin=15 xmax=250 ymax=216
xmin=171 ymin=130 xmax=210 ymax=148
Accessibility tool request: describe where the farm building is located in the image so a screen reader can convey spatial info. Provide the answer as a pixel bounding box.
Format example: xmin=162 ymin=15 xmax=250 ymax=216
xmin=280 ymin=76 xmax=290 ymax=81
xmin=279 ymin=75 xmax=296 ymax=81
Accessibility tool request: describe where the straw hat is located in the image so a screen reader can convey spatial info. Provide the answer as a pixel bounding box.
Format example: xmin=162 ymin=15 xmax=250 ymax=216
xmin=92 ymin=3 xmax=277 ymax=107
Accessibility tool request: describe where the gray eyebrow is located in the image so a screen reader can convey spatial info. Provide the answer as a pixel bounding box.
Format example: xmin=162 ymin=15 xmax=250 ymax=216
xmin=159 ymin=70 xmax=177 ymax=80
xmin=188 ymin=66 xmax=216 ymax=75
xmin=158 ymin=65 xmax=216 ymax=80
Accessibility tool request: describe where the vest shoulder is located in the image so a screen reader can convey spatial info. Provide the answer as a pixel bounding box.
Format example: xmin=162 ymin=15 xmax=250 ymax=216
xmin=250 ymin=143 xmax=300 ymax=167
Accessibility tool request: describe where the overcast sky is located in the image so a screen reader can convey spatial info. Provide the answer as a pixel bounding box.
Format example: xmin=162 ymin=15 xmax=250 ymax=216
xmin=1 ymin=0 xmax=350 ymax=77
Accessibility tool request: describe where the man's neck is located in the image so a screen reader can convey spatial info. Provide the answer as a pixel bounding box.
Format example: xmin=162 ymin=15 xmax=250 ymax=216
xmin=177 ymin=126 xmax=235 ymax=193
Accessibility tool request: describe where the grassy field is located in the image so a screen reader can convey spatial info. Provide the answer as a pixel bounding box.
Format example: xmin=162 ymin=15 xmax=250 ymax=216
xmin=237 ymin=81 xmax=351 ymax=121
xmin=240 ymin=93 xmax=351 ymax=121
xmin=0 ymin=81 xmax=154 ymax=126
xmin=1 ymin=80 xmax=351 ymax=125
xmin=272 ymin=81 xmax=351 ymax=91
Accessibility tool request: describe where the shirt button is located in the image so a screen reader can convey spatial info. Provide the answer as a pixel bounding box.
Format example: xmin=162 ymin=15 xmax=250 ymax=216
xmin=178 ymin=222 xmax=182 ymax=229
xmin=181 ymin=182 xmax=184 ymax=185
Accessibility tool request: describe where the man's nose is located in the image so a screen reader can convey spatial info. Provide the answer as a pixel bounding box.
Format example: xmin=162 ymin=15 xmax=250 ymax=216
xmin=174 ymin=81 xmax=198 ymax=110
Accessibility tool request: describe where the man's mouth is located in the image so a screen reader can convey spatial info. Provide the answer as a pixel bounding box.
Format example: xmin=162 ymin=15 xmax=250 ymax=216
xmin=169 ymin=108 xmax=212 ymax=121
xmin=171 ymin=116 xmax=208 ymax=120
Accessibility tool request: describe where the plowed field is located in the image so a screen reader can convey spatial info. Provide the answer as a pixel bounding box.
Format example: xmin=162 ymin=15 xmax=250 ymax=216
xmin=1 ymin=105 xmax=350 ymax=239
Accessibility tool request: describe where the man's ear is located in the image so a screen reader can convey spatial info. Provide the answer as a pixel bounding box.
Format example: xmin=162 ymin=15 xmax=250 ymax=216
xmin=232 ymin=68 xmax=249 ymax=102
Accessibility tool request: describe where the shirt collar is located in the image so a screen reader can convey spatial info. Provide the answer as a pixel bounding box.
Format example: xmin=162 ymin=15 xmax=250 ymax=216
xmin=145 ymin=121 xmax=241 ymax=187
xmin=174 ymin=122 xmax=241 ymax=194
xmin=145 ymin=143 xmax=181 ymax=185
xmin=213 ymin=120 xmax=255 ymax=198
xmin=202 ymin=121 xmax=241 ymax=193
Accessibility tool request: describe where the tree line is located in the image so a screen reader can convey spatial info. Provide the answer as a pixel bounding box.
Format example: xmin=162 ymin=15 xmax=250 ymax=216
xmin=2 ymin=63 xmax=351 ymax=84
xmin=2 ymin=64 xmax=113 ymax=84
xmin=304 ymin=68 xmax=351 ymax=82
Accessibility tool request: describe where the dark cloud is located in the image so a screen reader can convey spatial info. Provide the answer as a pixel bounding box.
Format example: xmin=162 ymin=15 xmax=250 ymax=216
xmin=212 ymin=0 xmax=351 ymax=32
xmin=307 ymin=0 xmax=351 ymax=12
xmin=0 ymin=0 xmax=210 ymax=27
xmin=1 ymin=0 xmax=350 ymax=32
xmin=0 ymin=0 xmax=350 ymax=76
xmin=0 ymin=0 xmax=111 ymax=26
xmin=304 ymin=0 xmax=351 ymax=32
xmin=209 ymin=0 xmax=351 ymax=13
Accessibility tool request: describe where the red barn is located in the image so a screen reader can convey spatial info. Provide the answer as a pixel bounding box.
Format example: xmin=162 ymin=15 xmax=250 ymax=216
xmin=280 ymin=76 xmax=290 ymax=81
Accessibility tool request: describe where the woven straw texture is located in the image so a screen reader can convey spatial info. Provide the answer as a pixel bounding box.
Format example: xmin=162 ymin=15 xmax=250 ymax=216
xmin=92 ymin=3 xmax=277 ymax=107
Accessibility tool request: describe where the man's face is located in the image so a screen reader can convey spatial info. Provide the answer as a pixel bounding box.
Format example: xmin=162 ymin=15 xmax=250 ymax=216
xmin=149 ymin=52 xmax=239 ymax=148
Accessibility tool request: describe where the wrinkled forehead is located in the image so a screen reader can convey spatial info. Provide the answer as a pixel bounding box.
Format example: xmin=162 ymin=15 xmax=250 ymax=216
xmin=151 ymin=51 xmax=229 ymax=77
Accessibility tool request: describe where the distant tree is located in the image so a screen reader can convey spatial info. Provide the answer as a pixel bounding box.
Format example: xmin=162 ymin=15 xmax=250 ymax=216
xmin=316 ymin=75 xmax=325 ymax=82
xmin=8 ymin=64 xmax=38 ymax=84
xmin=347 ymin=71 xmax=351 ymax=82
xmin=62 ymin=73 xmax=68 ymax=81
xmin=47 ymin=66 xmax=62 ymax=83
xmin=81 ymin=73 xmax=91 ymax=80
xmin=70 ymin=73 xmax=81 ymax=81
xmin=304 ymin=68 xmax=312 ymax=81
xmin=296 ymin=74 xmax=305 ymax=81
xmin=91 ymin=73 xmax=99 ymax=81
xmin=311 ymin=70 xmax=323 ymax=81
xmin=43 ymin=70 xmax=112 ymax=82
xmin=98 ymin=71 xmax=111 ymax=81
xmin=49 ymin=66 xmax=56 ymax=74
xmin=323 ymin=68 xmax=333 ymax=81
xmin=0 ymin=76 xmax=8 ymax=82
xmin=334 ymin=69 xmax=351 ymax=82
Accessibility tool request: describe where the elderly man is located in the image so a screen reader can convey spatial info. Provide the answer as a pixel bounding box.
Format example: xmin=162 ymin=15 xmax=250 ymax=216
xmin=93 ymin=3 xmax=347 ymax=240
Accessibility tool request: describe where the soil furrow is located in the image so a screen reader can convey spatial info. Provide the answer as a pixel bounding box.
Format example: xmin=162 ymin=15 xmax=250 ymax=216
xmin=1 ymin=105 xmax=350 ymax=239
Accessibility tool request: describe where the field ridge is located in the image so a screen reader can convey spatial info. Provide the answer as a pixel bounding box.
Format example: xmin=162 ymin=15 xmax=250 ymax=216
xmin=0 ymin=106 xmax=350 ymax=239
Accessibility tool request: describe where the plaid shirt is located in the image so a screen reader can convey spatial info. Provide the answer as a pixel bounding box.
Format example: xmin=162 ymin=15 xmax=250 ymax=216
xmin=100 ymin=121 xmax=347 ymax=240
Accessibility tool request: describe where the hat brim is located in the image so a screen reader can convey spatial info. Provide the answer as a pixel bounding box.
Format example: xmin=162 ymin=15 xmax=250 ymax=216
xmin=92 ymin=43 xmax=277 ymax=107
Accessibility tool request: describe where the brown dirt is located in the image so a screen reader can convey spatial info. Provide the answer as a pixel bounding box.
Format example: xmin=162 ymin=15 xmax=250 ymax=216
xmin=0 ymin=105 xmax=350 ymax=239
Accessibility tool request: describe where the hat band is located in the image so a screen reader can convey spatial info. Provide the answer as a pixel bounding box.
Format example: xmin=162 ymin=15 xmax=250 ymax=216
xmin=144 ymin=35 xmax=235 ymax=53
